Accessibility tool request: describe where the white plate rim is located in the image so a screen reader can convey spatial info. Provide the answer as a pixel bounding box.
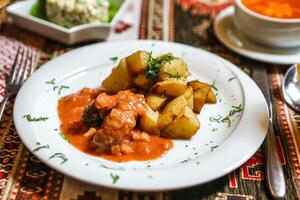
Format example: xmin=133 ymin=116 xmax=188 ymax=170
xmin=13 ymin=40 xmax=268 ymax=191
xmin=214 ymin=6 xmax=300 ymax=65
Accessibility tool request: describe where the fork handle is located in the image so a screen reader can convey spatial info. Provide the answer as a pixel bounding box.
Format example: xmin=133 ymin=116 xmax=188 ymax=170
xmin=0 ymin=95 xmax=12 ymax=122
xmin=265 ymin=122 xmax=286 ymax=199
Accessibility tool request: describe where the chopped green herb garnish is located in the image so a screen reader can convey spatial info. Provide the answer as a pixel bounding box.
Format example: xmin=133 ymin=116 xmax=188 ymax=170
xmin=46 ymin=78 xmax=69 ymax=95
xmin=221 ymin=116 xmax=231 ymax=127
xmin=53 ymin=86 xmax=59 ymax=91
xmin=46 ymin=78 xmax=56 ymax=85
xmin=211 ymin=80 xmax=218 ymax=91
xmin=99 ymin=163 xmax=125 ymax=171
xmin=229 ymin=104 xmax=243 ymax=116
xmin=49 ymin=153 xmax=68 ymax=164
xmin=23 ymin=114 xmax=48 ymax=122
xmin=209 ymin=104 xmax=243 ymax=127
xmin=228 ymin=74 xmax=237 ymax=82
xmin=58 ymin=85 xmax=70 ymax=95
xmin=210 ymin=145 xmax=219 ymax=152
xmin=110 ymin=56 xmax=118 ymax=62
xmin=33 ymin=144 xmax=49 ymax=152
xmin=110 ymin=173 xmax=119 ymax=184
xmin=36 ymin=142 xmax=41 ymax=145
xmin=146 ymin=52 xmax=174 ymax=80
xmin=209 ymin=116 xmax=222 ymax=123
xmin=180 ymin=159 xmax=189 ymax=164
xmin=148 ymin=175 xmax=153 ymax=179
xmin=212 ymin=128 xmax=218 ymax=132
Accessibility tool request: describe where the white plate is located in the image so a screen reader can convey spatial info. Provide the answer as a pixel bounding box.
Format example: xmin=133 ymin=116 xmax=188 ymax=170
xmin=13 ymin=40 xmax=268 ymax=191
xmin=214 ymin=6 xmax=300 ymax=65
xmin=7 ymin=0 xmax=130 ymax=45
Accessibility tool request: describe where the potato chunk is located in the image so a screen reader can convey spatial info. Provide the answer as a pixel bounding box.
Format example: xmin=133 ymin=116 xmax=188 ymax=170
xmin=133 ymin=73 xmax=153 ymax=89
xmin=193 ymin=85 xmax=210 ymax=113
xmin=188 ymin=80 xmax=216 ymax=111
xmin=184 ymin=87 xmax=194 ymax=110
xmin=102 ymin=58 xmax=133 ymax=92
xmin=151 ymin=80 xmax=187 ymax=97
xmin=146 ymin=93 xmax=168 ymax=111
xmin=127 ymin=51 xmax=150 ymax=74
xmin=207 ymin=89 xmax=217 ymax=103
xmin=140 ymin=104 xmax=160 ymax=134
xmin=158 ymin=58 xmax=190 ymax=81
xmin=163 ymin=106 xmax=200 ymax=139
xmin=157 ymin=95 xmax=187 ymax=130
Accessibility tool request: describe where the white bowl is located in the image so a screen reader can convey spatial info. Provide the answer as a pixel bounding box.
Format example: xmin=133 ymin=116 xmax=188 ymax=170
xmin=233 ymin=0 xmax=300 ymax=48
xmin=7 ymin=0 xmax=130 ymax=45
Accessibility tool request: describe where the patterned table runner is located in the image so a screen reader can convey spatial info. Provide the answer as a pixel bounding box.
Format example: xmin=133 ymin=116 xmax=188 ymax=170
xmin=0 ymin=0 xmax=299 ymax=199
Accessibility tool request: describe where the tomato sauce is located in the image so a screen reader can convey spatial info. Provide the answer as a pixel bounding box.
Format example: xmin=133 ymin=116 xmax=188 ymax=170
xmin=57 ymin=88 xmax=173 ymax=162
xmin=242 ymin=0 xmax=300 ymax=19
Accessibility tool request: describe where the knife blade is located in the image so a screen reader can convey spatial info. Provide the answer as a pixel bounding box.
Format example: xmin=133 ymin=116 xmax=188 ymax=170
xmin=252 ymin=66 xmax=286 ymax=199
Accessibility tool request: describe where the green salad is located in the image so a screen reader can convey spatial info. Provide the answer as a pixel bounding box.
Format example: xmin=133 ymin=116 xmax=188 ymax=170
xmin=30 ymin=0 xmax=123 ymax=28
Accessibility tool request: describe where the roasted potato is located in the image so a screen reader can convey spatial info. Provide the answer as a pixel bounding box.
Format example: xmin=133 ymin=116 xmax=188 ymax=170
xmin=134 ymin=73 xmax=153 ymax=89
xmin=207 ymin=89 xmax=217 ymax=103
xmin=102 ymin=58 xmax=134 ymax=92
xmin=157 ymin=95 xmax=187 ymax=130
xmin=151 ymin=80 xmax=187 ymax=97
xmin=140 ymin=104 xmax=160 ymax=135
xmin=184 ymin=87 xmax=194 ymax=110
xmin=163 ymin=106 xmax=200 ymax=139
xmin=188 ymin=80 xmax=217 ymax=107
xmin=158 ymin=58 xmax=189 ymax=81
xmin=127 ymin=51 xmax=150 ymax=74
xmin=188 ymin=80 xmax=209 ymax=90
xmin=193 ymin=85 xmax=210 ymax=113
xmin=146 ymin=93 xmax=168 ymax=111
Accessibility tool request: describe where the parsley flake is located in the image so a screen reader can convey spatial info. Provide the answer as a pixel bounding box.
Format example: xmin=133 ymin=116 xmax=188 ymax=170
xmin=110 ymin=173 xmax=119 ymax=184
xmin=110 ymin=57 xmax=118 ymax=62
xmin=33 ymin=144 xmax=49 ymax=152
xmin=210 ymin=145 xmax=219 ymax=152
xmin=209 ymin=104 xmax=243 ymax=127
xmin=46 ymin=78 xmax=56 ymax=85
xmin=49 ymin=153 xmax=68 ymax=164
xmin=146 ymin=52 xmax=174 ymax=80
xmin=23 ymin=114 xmax=48 ymax=122
xmin=228 ymin=74 xmax=237 ymax=82
xmin=211 ymin=80 xmax=218 ymax=91
xmin=99 ymin=163 xmax=125 ymax=171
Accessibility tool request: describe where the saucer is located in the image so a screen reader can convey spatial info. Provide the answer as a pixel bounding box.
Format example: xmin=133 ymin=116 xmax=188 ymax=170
xmin=214 ymin=6 xmax=300 ymax=65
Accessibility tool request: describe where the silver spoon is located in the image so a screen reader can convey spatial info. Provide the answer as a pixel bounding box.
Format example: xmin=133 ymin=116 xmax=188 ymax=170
xmin=282 ymin=64 xmax=300 ymax=112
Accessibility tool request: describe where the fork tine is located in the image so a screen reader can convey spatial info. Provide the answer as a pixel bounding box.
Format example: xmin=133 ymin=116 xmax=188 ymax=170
xmin=14 ymin=47 xmax=28 ymax=85
xmin=29 ymin=48 xmax=35 ymax=76
xmin=7 ymin=47 xmax=21 ymax=84
xmin=22 ymin=47 xmax=33 ymax=83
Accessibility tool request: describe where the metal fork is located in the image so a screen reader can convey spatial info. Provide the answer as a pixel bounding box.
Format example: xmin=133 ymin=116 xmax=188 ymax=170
xmin=0 ymin=46 xmax=34 ymax=121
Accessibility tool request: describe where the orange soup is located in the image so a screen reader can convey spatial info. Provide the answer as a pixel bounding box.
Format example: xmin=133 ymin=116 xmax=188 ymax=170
xmin=242 ymin=0 xmax=300 ymax=19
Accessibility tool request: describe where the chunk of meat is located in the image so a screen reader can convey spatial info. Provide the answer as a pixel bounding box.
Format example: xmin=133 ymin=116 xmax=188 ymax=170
xmin=91 ymin=91 xmax=147 ymax=155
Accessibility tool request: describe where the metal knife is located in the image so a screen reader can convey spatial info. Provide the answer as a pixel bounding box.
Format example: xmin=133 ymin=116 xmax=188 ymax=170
xmin=252 ymin=65 xmax=286 ymax=199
